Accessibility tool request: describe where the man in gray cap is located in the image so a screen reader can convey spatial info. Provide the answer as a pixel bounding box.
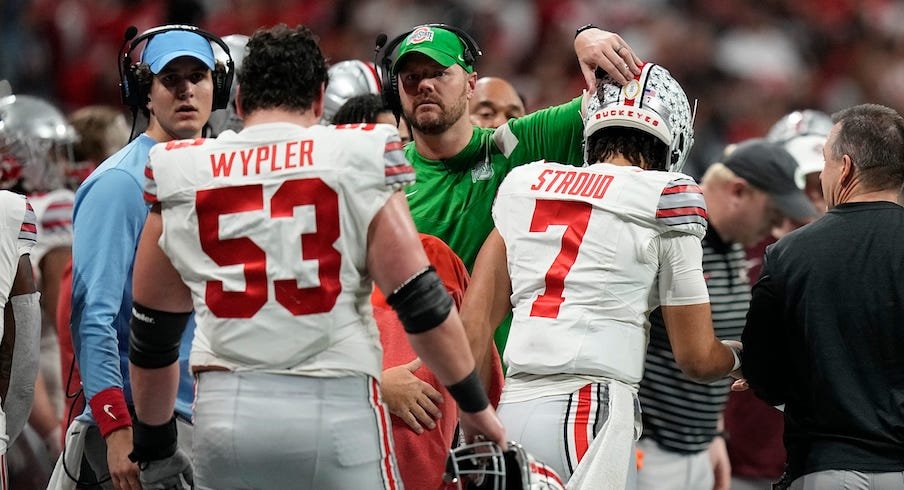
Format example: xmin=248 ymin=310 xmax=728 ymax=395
xmin=637 ymin=139 xmax=818 ymax=490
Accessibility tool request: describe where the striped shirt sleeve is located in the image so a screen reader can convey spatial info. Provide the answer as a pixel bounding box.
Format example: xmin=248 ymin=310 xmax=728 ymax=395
xmin=18 ymin=199 xmax=37 ymax=256
xmin=656 ymin=177 xmax=708 ymax=237
xmin=143 ymin=162 xmax=158 ymax=205
xmin=383 ymin=133 xmax=415 ymax=190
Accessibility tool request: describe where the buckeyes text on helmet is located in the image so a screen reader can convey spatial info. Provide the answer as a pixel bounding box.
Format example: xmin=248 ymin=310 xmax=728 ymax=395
xmin=583 ymin=62 xmax=695 ymax=173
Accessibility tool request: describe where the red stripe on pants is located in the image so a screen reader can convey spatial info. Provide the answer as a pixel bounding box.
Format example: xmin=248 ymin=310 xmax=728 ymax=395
xmin=573 ymin=384 xmax=593 ymax=464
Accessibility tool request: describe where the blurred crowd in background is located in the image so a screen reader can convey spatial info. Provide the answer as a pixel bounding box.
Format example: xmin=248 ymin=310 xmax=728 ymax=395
xmin=2 ymin=0 xmax=904 ymax=178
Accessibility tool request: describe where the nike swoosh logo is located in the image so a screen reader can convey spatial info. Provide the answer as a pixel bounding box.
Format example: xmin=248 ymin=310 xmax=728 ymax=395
xmin=103 ymin=404 xmax=117 ymax=421
xmin=406 ymin=189 xmax=419 ymax=198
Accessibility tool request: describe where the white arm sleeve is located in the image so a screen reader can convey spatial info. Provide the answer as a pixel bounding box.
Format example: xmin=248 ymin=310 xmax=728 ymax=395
xmin=5 ymin=291 xmax=41 ymax=444
xmin=656 ymin=232 xmax=709 ymax=306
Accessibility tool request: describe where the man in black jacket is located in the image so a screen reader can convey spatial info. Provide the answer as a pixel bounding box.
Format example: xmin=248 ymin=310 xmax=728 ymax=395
xmin=742 ymin=103 xmax=904 ymax=489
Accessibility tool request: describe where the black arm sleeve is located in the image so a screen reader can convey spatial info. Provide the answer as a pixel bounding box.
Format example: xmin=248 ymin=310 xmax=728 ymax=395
xmin=129 ymin=302 xmax=191 ymax=369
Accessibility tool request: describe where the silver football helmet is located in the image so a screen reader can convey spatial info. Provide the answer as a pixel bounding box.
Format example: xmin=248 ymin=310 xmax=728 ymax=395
xmin=766 ymin=109 xmax=832 ymax=188
xmin=321 ymin=60 xmax=382 ymax=125
xmin=584 ymin=62 xmax=695 ymax=173
xmin=0 ymin=93 xmax=77 ymax=191
xmin=208 ymin=34 xmax=250 ymax=137
xmin=444 ymin=441 xmax=565 ymax=490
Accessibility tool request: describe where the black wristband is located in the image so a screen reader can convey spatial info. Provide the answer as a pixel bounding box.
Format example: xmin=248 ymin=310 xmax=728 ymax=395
xmin=575 ymin=24 xmax=600 ymax=39
xmin=445 ymin=369 xmax=490 ymax=413
xmin=128 ymin=416 xmax=178 ymax=463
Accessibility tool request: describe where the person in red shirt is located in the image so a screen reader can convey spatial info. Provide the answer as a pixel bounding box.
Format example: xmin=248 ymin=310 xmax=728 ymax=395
xmin=372 ymin=234 xmax=504 ymax=490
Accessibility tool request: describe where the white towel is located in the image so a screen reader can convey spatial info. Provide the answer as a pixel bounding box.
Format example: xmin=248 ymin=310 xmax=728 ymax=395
xmin=566 ymin=380 xmax=636 ymax=490
xmin=46 ymin=419 xmax=90 ymax=490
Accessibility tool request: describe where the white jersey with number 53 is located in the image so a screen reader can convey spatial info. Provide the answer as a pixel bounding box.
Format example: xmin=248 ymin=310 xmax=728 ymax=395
xmin=493 ymin=161 xmax=709 ymax=385
xmin=145 ymin=122 xmax=413 ymax=379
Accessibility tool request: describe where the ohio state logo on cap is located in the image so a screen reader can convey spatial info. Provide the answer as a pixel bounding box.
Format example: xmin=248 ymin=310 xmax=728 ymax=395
xmin=408 ymin=26 xmax=435 ymax=44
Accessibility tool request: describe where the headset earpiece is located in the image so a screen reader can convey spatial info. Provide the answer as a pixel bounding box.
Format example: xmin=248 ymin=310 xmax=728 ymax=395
xmin=376 ymin=23 xmax=482 ymax=118
xmin=211 ymin=60 xmax=234 ymax=110
xmin=118 ymin=24 xmax=234 ymax=112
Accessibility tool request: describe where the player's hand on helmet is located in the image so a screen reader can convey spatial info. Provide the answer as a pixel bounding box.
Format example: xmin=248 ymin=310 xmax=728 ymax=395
xmin=138 ymin=449 xmax=193 ymax=490
xmin=382 ymin=358 xmax=444 ymax=434
xmin=574 ymin=28 xmax=642 ymax=88
xmin=106 ymin=427 xmax=142 ymax=490
xmin=459 ymin=406 xmax=506 ymax=448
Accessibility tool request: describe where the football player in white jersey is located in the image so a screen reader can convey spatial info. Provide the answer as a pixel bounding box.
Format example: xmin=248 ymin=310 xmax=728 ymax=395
xmin=461 ymin=63 xmax=743 ymax=488
xmin=0 ymin=93 xmax=79 ymax=466
xmin=0 ymin=153 xmax=42 ymax=488
xmin=126 ymin=24 xmax=504 ymax=490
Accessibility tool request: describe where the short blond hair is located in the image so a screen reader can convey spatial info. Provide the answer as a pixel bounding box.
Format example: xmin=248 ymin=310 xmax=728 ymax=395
xmin=700 ymin=162 xmax=737 ymax=186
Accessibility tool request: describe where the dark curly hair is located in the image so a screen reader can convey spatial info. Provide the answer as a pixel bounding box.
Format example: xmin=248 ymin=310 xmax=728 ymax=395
xmin=586 ymin=126 xmax=669 ymax=171
xmin=238 ymin=24 xmax=329 ymax=115
xmin=332 ymin=94 xmax=388 ymax=125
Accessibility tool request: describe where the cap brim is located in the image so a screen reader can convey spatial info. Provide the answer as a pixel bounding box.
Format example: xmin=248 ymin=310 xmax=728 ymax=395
xmin=149 ymin=51 xmax=215 ymax=74
xmin=393 ymin=48 xmax=458 ymax=74
xmin=772 ymin=191 xmax=819 ymax=221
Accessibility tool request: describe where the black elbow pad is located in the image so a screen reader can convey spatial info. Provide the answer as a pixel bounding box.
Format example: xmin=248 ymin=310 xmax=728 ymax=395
xmin=129 ymin=302 xmax=191 ymax=369
xmin=386 ymin=266 xmax=453 ymax=334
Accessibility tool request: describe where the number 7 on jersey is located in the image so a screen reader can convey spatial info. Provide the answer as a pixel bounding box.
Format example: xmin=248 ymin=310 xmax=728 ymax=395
xmin=529 ymin=200 xmax=592 ymax=319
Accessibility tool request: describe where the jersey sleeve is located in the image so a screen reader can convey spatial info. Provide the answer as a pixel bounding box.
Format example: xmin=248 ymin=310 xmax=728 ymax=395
xmin=18 ymin=199 xmax=37 ymax=256
xmin=655 ymin=232 xmax=709 ymax=306
xmin=493 ymin=96 xmax=584 ymax=170
xmin=655 ymin=177 xmax=708 ymax=239
xmin=382 ymin=129 xmax=415 ymax=190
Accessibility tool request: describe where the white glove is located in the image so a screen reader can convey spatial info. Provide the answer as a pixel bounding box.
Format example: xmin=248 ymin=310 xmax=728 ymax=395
xmin=139 ymin=449 xmax=193 ymax=490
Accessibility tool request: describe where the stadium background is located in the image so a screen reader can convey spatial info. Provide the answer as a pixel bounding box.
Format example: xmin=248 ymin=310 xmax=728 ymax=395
xmin=1 ymin=0 xmax=902 ymax=175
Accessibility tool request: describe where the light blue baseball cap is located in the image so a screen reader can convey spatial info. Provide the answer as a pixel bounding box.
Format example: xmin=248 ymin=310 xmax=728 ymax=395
xmin=142 ymin=30 xmax=216 ymax=74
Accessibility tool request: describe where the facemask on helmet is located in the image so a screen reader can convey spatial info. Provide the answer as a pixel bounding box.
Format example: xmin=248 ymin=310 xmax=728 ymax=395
xmin=444 ymin=441 xmax=565 ymax=490
xmin=583 ymin=62 xmax=695 ymax=173
xmin=0 ymin=94 xmax=77 ymax=192
xmin=321 ymin=60 xmax=382 ymax=125
xmin=208 ymin=34 xmax=250 ymax=137
xmin=766 ymin=109 xmax=832 ymax=189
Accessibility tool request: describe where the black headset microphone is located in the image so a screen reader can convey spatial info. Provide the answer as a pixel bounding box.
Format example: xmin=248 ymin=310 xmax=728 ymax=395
xmin=119 ymin=25 xmax=141 ymax=141
xmin=373 ymin=33 xmax=388 ymax=92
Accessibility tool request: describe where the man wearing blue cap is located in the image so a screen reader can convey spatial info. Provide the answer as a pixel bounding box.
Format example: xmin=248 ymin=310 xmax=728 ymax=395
xmin=50 ymin=26 xmax=227 ymax=490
